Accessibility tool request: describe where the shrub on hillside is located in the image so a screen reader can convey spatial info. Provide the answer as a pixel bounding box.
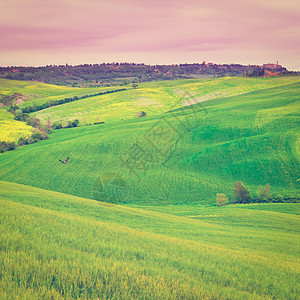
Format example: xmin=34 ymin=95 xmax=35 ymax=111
xmin=0 ymin=141 xmax=17 ymax=153
xmin=135 ymin=111 xmax=146 ymax=118
xmin=31 ymin=130 xmax=48 ymax=142
xmin=66 ymin=119 xmax=80 ymax=128
xmin=14 ymin=112 xmax=29 ymax=122
xmin=216 ymin=193 xmax=229 ymax=206
xmin=256 ymin=184 xmax=271 ymax=202
xmin=52 ymin=121 xmax=63 ymax=129
xmin=26 ymin=116 xmax=41 ymax=128
xmin=232 ymin=181 xmax=252 ymax=203
xmin=8 ymin=105 xmax=19 ymax=114
xmin=17 ymin=130 xmax=48 ymax=147
xmin=17 ymin=136 xmax=29 ymax=146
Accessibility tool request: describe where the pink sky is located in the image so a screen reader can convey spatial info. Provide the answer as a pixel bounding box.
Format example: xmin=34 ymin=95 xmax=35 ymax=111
xmin=0 ymin=0 xmax=299 ymax=69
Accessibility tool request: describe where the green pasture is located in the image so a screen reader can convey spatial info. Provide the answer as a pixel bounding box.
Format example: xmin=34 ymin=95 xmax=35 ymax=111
xmin=134 ymin=202 xmax=300 ymax=217
xmin=31 ymin=87 xmax=181 ymax=124
xmin=0 ymin=81 xmax=299 ymax=203
xmin=31 ymin=76 xmax=300 ymax=125
xmin=1 ymin=76 xmax=299 ymax=144
xmin=0 ymin=78 xmax=127 ymax=107
xmin=0 ymin=78 xmax=126 ymax=142
xmin=0 ymin=181 xmax=299 ymax=299
xmin=0 ymin=76 xmax=299 ymax=299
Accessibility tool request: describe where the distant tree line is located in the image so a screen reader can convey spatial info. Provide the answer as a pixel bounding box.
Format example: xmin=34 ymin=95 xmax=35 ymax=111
xmin=0 ymin=63 xmax=289 ymax=86
xmin=246 ymin=68 xmax=266 ymax=77
xmin=216 ymin=181 xmax=299 ymax=206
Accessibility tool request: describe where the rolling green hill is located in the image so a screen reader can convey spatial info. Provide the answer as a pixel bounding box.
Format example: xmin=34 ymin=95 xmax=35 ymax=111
xmin=0 ymin=76 xmax=299 ymax=299
xmin=0 ymin=181 xmax=299 ymax=299
xmin=0 ymin=78 xmax=128 ymax=142
xmin=0 ymin=81 xmax=299 ymax=203
xmin=31 ymin=76 xmax=300 ymax=125
xmin=1 ymin=76 xmax=298 ymax=142
xmin=0 ymin=78 xmax=127 ymax=107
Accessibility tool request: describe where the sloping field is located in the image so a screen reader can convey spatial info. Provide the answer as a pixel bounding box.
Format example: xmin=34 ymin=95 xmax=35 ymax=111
xmin=0 ymin=78 xmax=126 ymax=107
xmin=176 ymin=76 xmax=299 ymax=105
xmin=31 ymin=76 xmax=300 ymax=124
xmin=0 ymin=78 xmax=127 ymax=142
xmin=0 ymin=181 xmax=299 ymax=299
xmin=0 ymin=82 xmax=299 ymax=203
xmin=31 ymin=87 xmax=181 ymax=124
xmin=0 ymin=108 xmax=33 ymax=142
xmin=1 ymin=77 xmax=298 ymax=142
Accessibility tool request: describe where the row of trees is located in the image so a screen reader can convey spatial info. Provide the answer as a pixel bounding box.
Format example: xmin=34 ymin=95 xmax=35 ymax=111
xmin=19 ymin=88 xmax=126 ymax=115
xmin=217 ymin=181 xmax=272 ymax=206
xmin=0 ymin=141 xmax=17 ymax=153
xmin=1 ymin=63 xmax=288 ymax=86
xmin=17 ymin=116 xmax=50 ymax=147
xmin=52 ymin=119 xmax=80 ymax=129
xmin=216 ymin=181 xmax=298 ymax=205
xmin=1 ymin=115 xmax=91 ymax=153
xmin=1 ymin=115 xmax=105 ymax=153
xmin=0 ymin=116 xmax=50 ymax=153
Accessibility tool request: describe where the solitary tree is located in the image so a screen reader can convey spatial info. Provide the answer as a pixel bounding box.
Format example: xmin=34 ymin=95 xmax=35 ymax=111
xmin=257 ymin=184 xmax=271 ymax=202
xmin=232 ymin=181 xmax=252 ymax=203
xmin=216 ymin=193 xmax=229 ymax=206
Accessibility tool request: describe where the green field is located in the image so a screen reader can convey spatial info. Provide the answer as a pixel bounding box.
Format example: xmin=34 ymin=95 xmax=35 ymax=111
xmin=0 ymin=76 xmax=299 ymax=299
xmin=1 ymin=76 xmax=299 ymax=141
xmin=0 ymin=181 xmax=299 ymax=299
xmin=31 ymin=87 xmax=180 ymax=125
xmin=0 ymin=78 xmax=128 ymax=142
xmin=31 ymin=76 xmax=300 ymax=124
xmin=0 ymin=78 xmax=127 ymax=107
xmin=0 ymin=79 xmax=299 ymax=203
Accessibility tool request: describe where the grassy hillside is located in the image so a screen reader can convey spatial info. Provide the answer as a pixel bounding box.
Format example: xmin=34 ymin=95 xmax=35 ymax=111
xmin=1 ymin=77 xmax=298 ymax=143
xmin=0 ymin=108 xmax=33 ymax=142
xmin=0 ymin=181 xmax=299 ymax=299
xmin=31 ymin=76 xmax=300 ymax=124
xmin=31 ymin=87 xmax=181 ymax=125
xmin=0 ymin=78 xmax=127 ymax=107
xmin=0 ymin=81 xmax=299 ymax=203
xmin=0 ymin=78 xmax=127 ymax=142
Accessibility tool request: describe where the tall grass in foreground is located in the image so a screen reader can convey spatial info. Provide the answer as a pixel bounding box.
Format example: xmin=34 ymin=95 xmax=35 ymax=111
xmin=0 ymin=181 xmax=299 ymax=299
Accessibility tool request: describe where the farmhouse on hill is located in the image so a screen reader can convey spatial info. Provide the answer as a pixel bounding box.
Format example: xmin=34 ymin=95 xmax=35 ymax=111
xmin=263 ymin=62 xmax=286 ymax=76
